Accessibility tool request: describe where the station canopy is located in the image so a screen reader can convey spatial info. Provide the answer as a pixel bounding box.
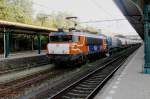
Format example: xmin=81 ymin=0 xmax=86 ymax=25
xmin=114 ymin=0 xmax=149 ymax=40
xmin=0 ymin=20 xmax=58 ymax=34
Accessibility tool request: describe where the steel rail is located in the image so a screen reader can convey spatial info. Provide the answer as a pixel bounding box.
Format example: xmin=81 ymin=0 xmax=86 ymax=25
xmin=49 ymin=46 xmax=137 ymax=99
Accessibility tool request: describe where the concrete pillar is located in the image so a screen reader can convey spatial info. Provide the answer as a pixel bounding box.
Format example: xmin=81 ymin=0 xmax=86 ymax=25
xmin=4 ymin=29 xmax=10 ymax=58
xmin=31 ymin=35 xmax=34 ymax=51
xmin=144 ymin=4 xmax=150 ymax=73
xmin=37 ymin=34 xmax=41 ymax=54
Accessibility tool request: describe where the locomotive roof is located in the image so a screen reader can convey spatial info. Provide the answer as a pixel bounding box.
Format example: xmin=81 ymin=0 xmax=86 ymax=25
xmin=49 ymin=31 xmax=106 ymax=39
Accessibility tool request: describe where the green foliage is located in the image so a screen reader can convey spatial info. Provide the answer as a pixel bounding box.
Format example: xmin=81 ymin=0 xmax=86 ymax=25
xmin=0 ymin=0 xmax=84 ymax=30
xmin=35 ymin=12 xmax=76 ymax=29
xmin=83 ymin=25 xmax=98 ymax=33
xmin=0 ymin=0 xmax=99 ymax=52
xmin=0 ymin=0 xmax=97 ymax=32
xmin=0 ymin=0 xmax=33 ymax=24
xmin=0 ymin=0 xmax=13 ymax=21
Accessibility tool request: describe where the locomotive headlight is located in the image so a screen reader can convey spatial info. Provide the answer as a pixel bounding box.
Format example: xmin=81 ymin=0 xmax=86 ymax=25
xmin=71 ymin=44 xmax=77 ymax=49
xmin=63 ymin=50 xmax=69 ymax=54
xmin=49 ymin=50 xmax=54 ymax=54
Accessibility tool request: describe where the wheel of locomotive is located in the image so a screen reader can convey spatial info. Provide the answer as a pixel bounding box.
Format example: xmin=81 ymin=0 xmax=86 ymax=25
xmin=78 ymin=55 xmax=84 ymax=65
xmin=54 ymin=61 xmax=61 ymax=66
xmin=54 ymin=61 xmax=68 ymax=67
xmin=77 ymin=56 xmax=81 ymax=65
xmin=83 ymin=55 xmax=89 ymax=64
xmin=48 ymin=59 xmax=53 ymax=64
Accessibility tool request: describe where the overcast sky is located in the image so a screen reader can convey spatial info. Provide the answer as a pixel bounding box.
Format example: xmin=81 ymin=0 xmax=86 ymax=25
xmin=32 ymin=0 xmax=138 ymax=35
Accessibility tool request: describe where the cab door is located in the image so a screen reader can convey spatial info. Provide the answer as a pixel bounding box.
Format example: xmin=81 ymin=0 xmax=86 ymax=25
xmin=79 ymin=36 xmax=88 ymax=54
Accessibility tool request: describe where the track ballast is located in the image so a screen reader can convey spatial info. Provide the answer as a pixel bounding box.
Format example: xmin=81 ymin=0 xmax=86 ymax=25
xmin=49 ymin=45 xmax=140 ymax=99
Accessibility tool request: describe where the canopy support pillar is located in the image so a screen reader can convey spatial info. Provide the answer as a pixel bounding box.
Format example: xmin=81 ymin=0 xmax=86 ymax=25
xmin=37 ymin=34 xmax=41 ymax=54
xmin=144 ymin=4 xmax=150 ymax=74
xmin=4 ymin=29 xmax=10 ymax=58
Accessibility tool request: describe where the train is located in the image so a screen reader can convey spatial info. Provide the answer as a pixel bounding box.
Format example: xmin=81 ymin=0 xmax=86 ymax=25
xmin=47 ymin=31 xmax=140 ymax=65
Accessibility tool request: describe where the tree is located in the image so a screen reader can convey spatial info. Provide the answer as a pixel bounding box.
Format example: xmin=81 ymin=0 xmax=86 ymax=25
xmin=35 ymin=13 xmax=51 ymax=27
xmin=83 ymin=25 xmax=98 ymax=34
xmin=8 ymin=0 xmax=33 ymax=15
xmin=0 ymin=0 xmax=14 ymax=21
xmin=0 ymin=0 xmax=33 ymax=24
xmin=35 ymin=12 xmax=76 ymax=29
xmin=9 ymin=0 xmax=33 ymax=24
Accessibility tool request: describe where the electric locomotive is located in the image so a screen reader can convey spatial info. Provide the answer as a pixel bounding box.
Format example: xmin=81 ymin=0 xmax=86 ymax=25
xmin=47 ymin=31 xmax=107 ymax=65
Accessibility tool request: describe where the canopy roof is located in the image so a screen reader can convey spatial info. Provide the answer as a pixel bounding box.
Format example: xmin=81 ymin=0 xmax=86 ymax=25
xmin=0 ymin=20 xmax=58 ymax=34
xmin=114 ymin=0 xmax=147 ymax=39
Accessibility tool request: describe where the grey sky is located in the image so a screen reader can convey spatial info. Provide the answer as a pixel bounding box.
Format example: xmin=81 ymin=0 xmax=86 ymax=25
xmin=32 ymin=0 xmax=138 ymax=35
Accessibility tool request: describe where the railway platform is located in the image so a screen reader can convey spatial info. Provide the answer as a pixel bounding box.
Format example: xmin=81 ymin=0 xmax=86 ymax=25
xmin=0 ymin=50 xmax=50 ymax=71
xmin=94 ymin=45 xmax=150 ymax=99
xmin=0 ymin=50 xmax=46 ymax=60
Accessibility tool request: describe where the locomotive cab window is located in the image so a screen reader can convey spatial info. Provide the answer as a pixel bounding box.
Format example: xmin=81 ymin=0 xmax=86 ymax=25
xmin=86 ymin=37 xmax=102 ymax=45
xmin=49 ymin=35 xmax=79 ymax=42
xmin=72 ymin=35 xmax=79 ymax=42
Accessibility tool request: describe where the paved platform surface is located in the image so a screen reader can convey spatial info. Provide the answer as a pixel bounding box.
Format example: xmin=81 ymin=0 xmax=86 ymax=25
xmin=0 ymin=50 xmax=46 ymax=60
xmin=94 ymin=46 xmax=150 ymax=99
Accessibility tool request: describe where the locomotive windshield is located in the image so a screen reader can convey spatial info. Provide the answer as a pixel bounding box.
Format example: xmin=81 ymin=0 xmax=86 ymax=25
xmin=49 ymin=35 xmax=79 ymax=42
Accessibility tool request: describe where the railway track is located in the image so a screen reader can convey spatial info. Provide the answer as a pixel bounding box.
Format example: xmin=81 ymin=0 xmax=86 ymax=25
xmin=0 ymin=66 xmax=73 ymax=97
xmin=49 ymin=46 xmax=139 ymax=99
xmin=0 ymin=55 xmax=108 ymax=98
xmin=0 ymin=45 xmax=140 ymax=98
xmin=0 ymin=62 xmax=49 ymax=76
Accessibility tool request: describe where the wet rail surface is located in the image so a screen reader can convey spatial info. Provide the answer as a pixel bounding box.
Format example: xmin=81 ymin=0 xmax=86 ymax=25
xmin=49 ymin=45 xmax=139 ymax=99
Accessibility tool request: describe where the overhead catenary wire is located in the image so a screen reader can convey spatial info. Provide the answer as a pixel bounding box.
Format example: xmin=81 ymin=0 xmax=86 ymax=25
xmin=32 ymin=0 xmax=128 ymax=30
xmin=89 ymin=0 xmax=116 ymax=19
xmin=32 ymin=1 xmax=50 ymax=10
xmin=32 ymin=2 xmax=127 ymax=23
xmin=33 ymin=0 xmax=117 ymax=20
xmin=80 ymin=18 xmax=127 ymax=23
